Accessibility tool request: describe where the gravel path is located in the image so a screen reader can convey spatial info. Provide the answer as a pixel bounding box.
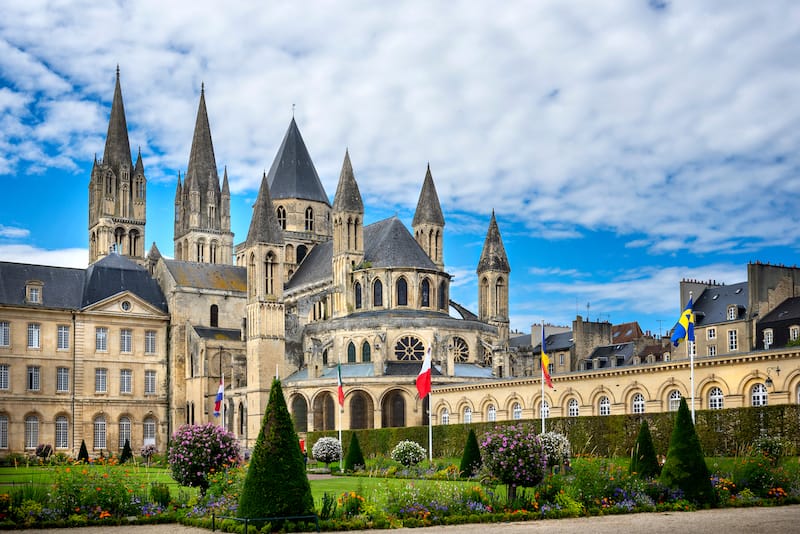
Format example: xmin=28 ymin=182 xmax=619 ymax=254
xmin=22 ymin=504 xmax=800 ymax=534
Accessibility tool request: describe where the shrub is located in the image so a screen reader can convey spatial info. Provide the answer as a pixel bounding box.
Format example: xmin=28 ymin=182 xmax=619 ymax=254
xmin=77 ymin=440 xmax=89 ymax=463
xmin=752 ymin=435 xmax=786 ymax=466
xmin=119 ymin=439 xmax=133 ymax=464
xmin=391 ymin=440 xmax=426 ymax=467
xmin=238 ymin=378 xmax=314 ymax=521
xmin=480 ymin=424 xmax=546 ymax=501
xmin=540 ymin=431 xmax=571 ymax=469
xmin=344 ymin=433 xmax=366 ymax=472
xmin=149 ymin=482 xmax=171 ymax=507
xmin=732 ymin=455 xmax=774 ymax=496
xmin=630 ymin=420 xmax=660 ymax=478
xmin=660 ymin=397 xmax=714 ymax=504
xmin=312 ymin=437 xmax=343 ymax=467
xmin=168 ymin=423 xmax=240 ymax=493
xmin=459 ymin=428 xmax=482 ymax=477
xmin=141 ymin=443 xmax=157 ymax=466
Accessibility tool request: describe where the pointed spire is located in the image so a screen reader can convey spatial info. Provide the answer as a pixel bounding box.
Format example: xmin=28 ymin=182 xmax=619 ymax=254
xmin=185 ymin=83 xmax=219 ymax=195
xmin=174 ymin=173 xmax=182 ymax=200
xmin=332 ymin=150 xmax=363 ymax=213
xmin=147 ymin=241 xmax=162 ymax=260
xmin=266 ymin=118 xmax=329 ymax=205
xmin=134 ymin=147 xmax=144 ymax=174
xmin=102 ymin=67 xmax=133 ymax=169
xmin=477 ymin=210 xmax=510 ymax=273
xmin=412 ymin=163 xmax=445 ymax=226
xmin=221 ymin=167 xmax=230 ymax=195
xmin=245 ymin=172 xmax=284 ymax=246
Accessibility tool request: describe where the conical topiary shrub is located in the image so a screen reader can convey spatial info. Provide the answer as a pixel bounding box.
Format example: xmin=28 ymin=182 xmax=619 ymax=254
xmin=630 ymin=420 xmax=660 ymax=478
xmin=659 ymin=397 xmax=715 ymax=504
xmin=120 ymin=439 xmax=133 ymax=464
xmin=77 ymin=440 xmax=89 ymax=463
xmin=238 ymin=378 xmax=314 ymax=521
xmin=459 ymin=428 xmax=482 ymax=477
xmin=344 ymin=433 xmax=365 ymax=472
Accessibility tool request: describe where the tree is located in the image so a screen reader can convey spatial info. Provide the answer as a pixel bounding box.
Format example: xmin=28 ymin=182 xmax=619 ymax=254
xmin=344 ymin=433 xmax=365 ymax=472
xmin=630 ymin=420 xmax=660 ymax=478
xmin=168 ymin=423 xmax=240 ymax=494
xmin=120 ymin=439 xmax=133 ymax=464
xmin=481 ymin=424 xmax=546 ymax=502
xmin=391 ymin=440 xmax=426 ymax=467
xmin=311 ymin=437 xmax=342 ymax=468
xmin=459 ymin=428 xmax=482 ymax=477
xmin=539 ymin=431 xmax=571 ymax=472
xmin=238 ymin=379 xmax=314 ymax=521
xmin=660 ymin=397 xmax=715 ymax=504
xmin=77 ymin=440 xmax=89 ymax=463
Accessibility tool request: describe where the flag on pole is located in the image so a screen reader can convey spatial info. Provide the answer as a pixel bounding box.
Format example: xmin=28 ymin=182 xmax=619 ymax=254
xmin=670 ymin=297 xmax=695 ymax=347
xmin=213 ymin=378 xmax=224 ymax=417
xmin=337 ymin=363 xmax=345 ymax=407
xmin=416 ymin=347 xmax=432 ymax=398
xmin=541 ymin=323 xmax=553 ymax=389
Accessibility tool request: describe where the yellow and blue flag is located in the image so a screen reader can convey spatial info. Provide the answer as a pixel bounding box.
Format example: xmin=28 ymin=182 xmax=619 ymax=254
xmin=670 ymin=297 xmax=695 ymax=347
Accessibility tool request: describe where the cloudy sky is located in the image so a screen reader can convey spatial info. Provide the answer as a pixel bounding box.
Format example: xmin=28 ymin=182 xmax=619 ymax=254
xmin=1 ymin=0 xmax=799 ymax=337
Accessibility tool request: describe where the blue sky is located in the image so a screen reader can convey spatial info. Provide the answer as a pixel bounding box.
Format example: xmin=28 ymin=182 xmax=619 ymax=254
xmin=1 ymin=1 xmax=799 ymax=337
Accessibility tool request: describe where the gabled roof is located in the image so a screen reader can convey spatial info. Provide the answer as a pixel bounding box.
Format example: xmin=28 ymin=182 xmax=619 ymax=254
xmin=0 ymin=262 xmax=85 ymax=308
xmin=245 ymin=172 xmax=284 ymax=247
xmin=693 ymin=282 xmax=748 ymax=325
xmin=533 ymin=331 xmax=574 ymax=353
xmin=477 ymin=211 xmax=510 ymax=273
xmin=412 ymin=165 xmax=444 ymax=227
xmin=102 ymin=67 xmax=132 ymax=170
xmin=586 ymin=342 xmax=635 ymax=367
xmin=286 ymin=216 xmax=438 ymax=291
xmin=267 ymin=118 xmax=329 ymax=205
xmin=332 ymin=150 xmax=363 ymax=213
xmin=163 ymin=259 xmax=246 ymax=292
xmin=83 ymin=254 xmax=167 ymax=311
xmin=759 ymin=296 xmax=800 ymax=324
xmin=612 ymin=322 xmax=643 ymax=343
xmin=185 ymin=84 xmax=220 ymax=198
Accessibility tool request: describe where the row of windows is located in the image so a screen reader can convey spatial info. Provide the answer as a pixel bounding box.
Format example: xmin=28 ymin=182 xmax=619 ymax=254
xmin=437 ymin=385 xmax=772 ymax=422
xmin=353 ymin=278 xmax=447 ymax=311
xmin=0 ymin=365 xmax=156 ymax=395
xmin=0 ymin=414 xmax=156 ymax=450
xmin=276 ymin=205 xmax=318 ymax=232
xmin=0 ymin=322 xmax=157 ymax=354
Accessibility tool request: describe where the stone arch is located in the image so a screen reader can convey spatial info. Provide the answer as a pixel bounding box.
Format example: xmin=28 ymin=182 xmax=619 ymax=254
xmin=380 ymin=389 xmax=407 ymax=428
xmin=696 ymin=375 xmax=732 ymax=397
xmin=736 ymin=370 xmax=768 ymax=397
xmin=290 ymin=393 xmax=309 ymax=433
xmin=588 ymin=386 xmax=616 ymax=407
xmin=655 ymin=380 xmax=688 ymax=403
xmin=556 ymin=387 xmax=585 ymax=407
xmin=621 ymin=382 xmax=651 ymax=404
xmin=348 ymin=389 xmax=375 ymax=430
xmin=311 ymin=391 xmax=336 ymax=431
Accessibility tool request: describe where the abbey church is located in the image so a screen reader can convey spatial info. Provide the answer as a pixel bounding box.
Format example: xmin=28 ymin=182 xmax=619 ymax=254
xmin=0 ymin=70 xmax=798 ymax=456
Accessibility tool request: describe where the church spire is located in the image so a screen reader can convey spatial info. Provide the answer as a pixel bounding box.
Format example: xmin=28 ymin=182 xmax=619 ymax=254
xmin=245 ymin=172 xmax=284 ymax=246
xmin=185 ymin=82 xmax=219 ymax=195
xmin=332 ymin=150 xmax=363 ymax=213
xmin=412 ymin=164 xmax=444 ymax=226
xmin=477 ymin=210 xmax=510 ymax=274
xmin=102 ymin=66 xmax=132 ymax=169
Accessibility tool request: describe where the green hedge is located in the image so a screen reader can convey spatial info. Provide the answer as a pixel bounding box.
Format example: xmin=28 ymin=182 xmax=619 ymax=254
xmin=308 ymin=405 xmax=800 ymax=459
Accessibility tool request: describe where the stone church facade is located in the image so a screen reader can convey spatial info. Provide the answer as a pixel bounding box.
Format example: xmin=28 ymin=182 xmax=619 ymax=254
xmin=0 ymin=70 xmax=798 ymax=457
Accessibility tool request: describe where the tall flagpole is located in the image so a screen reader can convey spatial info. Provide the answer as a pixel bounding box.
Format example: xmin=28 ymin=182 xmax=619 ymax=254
xmin=540 ymin=320 xmax=546 ymax=434
xmin=428 ymin=390 xmax=433 ymax=462
xmin=688 ymin=291 xmax=695 ymax=423
xmin=338 ymin=357 xmax=343 ymax=471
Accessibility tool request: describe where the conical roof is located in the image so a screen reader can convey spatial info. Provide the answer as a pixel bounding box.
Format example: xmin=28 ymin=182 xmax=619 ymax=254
xmin=245 ymin=172 xmax=284 ymax=246
xmin=102 ymin=67 xmax=132 ymax=170
xmin=412 ymin=164 xmax=444 ymax=226
xmin=477 ymin=211 xmax=510 ymax=273
xmin=267 ymin=118 xmax=329 ymax=205
xmin=185 ymin=84 xmax=219 ymax=195
xmin=332 ymin=150 xmax=363 ymax=213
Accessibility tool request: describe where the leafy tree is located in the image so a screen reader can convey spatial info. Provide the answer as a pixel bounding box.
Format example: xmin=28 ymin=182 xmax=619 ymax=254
xmin=119 ymin=439 xmax=133 ymax=464
xmin=168 ymin=423 xmax=240 ymax=493
xmin=391 ymin=440 xmax=426 ymax=467
xmin=238 ymin=379 xmax=314 ymax=521
xmin=312 ymin=437 xmax=342 ymax=468
xmin=539 ymin=431 xmax=571 ymax=471
xmin=630 ymin=420 xmax=660 ymax=478
xmin=481 ymin=424 xmax=546 ymax=502
xmin=660 ymin=397 xmax=715 ymax=504
xmin=459 ymin=428 xmax=482 ymax=477
xmin=344 ymin=433 xmax=365 ymax=472
xmin=77 ymin=440 xmax=89 ymax=463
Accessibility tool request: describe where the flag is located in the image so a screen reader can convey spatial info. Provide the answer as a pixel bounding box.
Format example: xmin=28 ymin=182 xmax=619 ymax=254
xmin=670 ymin=297 xmax=695 ymax=347
xmin=416 ymin=347 xmax=432 ymax=398
xmin=213 ymin=379 xmax=223 ymax=417
xmin=337 ymin=363 xmax=345 ymax=407
xmin=541 ymin=323 xmax=553 ymax=389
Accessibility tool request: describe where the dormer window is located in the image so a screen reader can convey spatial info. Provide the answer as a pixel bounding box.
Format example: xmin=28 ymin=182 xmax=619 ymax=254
xmin=790 ymin=325 xmax=800 ymax=342
xmin=764 ymin=329 xmax=773 ymax=349
xmin=26 ymin=281 xmax=43 ymax=304
xmin=727 ymin=306 xmax=737 ymax=321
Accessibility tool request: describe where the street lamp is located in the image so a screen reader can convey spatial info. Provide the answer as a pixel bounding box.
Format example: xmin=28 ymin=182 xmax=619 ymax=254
xmin=765 ymin=366 xmax=780 ymax=389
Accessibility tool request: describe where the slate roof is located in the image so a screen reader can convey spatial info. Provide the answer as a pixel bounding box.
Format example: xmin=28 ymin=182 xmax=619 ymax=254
xmin=267 ymin=118 xmax=330 ymax=205
xmin=760 ymin=296 xmax=800 ymax=324
xmin=83 ymin=254 xmax=167 ymax=311
xmin=245 ymin=172 xmax=284 ymax=247
xmin=412 ymin=165 xmax=445 ymax=227
xmin=533 ymin=331 xmax=574 ymax=353
xmin=477 ymin=211 xmax=510 ymax=273
xmin=332 ymin=150 xmax=363 ymax=213
xmin=509 ymin=333 xmax=532 ymax=348
xmin=163 ymin=260 xmax=247 ymax=292
xmin=453 ymin=363 xmax=494 ymax=378
xmin=193 ymin=326 xmax=242 ymax=342
xmin=384 ymin=361 xmax=443 ymax=377
xmin=693 ymin=282 xmax=748 ymax=325
xmin=102 ymin=67 xmax=132 ymax=170
xmin=0 ymin=262 xmax=85 ymax=309
xmin=586 ymin=342 xmax=635 ymax=367
xmin=285 ymin=216 xmax=437 ymax=291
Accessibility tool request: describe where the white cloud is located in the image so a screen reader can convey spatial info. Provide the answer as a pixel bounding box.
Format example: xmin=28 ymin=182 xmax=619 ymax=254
xmin=0 ymin=244 xmax=87 ymax=268
xmin=0 ymin=225 xmax=29 ymax=239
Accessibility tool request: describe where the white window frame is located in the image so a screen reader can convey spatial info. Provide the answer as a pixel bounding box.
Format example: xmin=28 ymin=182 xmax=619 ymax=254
xmin=727 ymin=306 xmax=737 ymax=321
xmin=0 ymin=364 xmax=8 ymax=390
xmin=487 ymin=404 xmax=496 ymax=422
xmin=708 ymin=386 xmax=724 ymax=410
xmin=463 ymin=406 xmax=472 ymax=424
xmin=0 ymin=321 xmax=9 ymax=347
xmin=28 ymin=286 xmax=40 ymax=304
xmin=145 ymin=330 xmax=157 ymax=354
xmin=95 ymin=368 xmax=107 ymax=393
xmin=120 ymin=369 xmax=132 ymax=394
xmin=143 ymin=417 xmax=156 ymax=446
xmin=790 ymin=326 xmax=800 ymax=342
xmin=707 ymin=327 xmax=716 ymax=340
xmin=668 ymin=390 xmax=681 ymax=411
xmin=540 ymin=400 xmax=550 ymax=418
xmin=94 ymin=416 xmax=106 ymax=449
xmin=27 ymin=323 xmax=40 ymax=349
xmin=120 ymin=329 xmax=132 ymax=353
xmin=95 ymin=327 xmax=108 ymax=351
xmin=57 ymin=325 xmax=70 ymax=350
xmin=708 ymin=345 xmax=717 ymax=357
xmin=568 ymin=398 xmax=579 ymax=417
xmin=56 ymin=367 xmax=69 ymax=392
xmin=0 ymin=414 xmax=7 ymax=449
xmin=25 ymin=415 xmax=39 ymax=449
xmin=599 ymin=396 xmax=610 ymax=416
xmin=751 ymin=383 xmax=768 ymax=407
xmin=119 ymin=417 xmax=131 ymax=448
xmin=55 ymin=416 xmax=68 ymax=449
xmin=27 ymin=366 xmax=40 ymax=391
xmin=632 ymin=393 xmax=645 ymax=414
xmin=728 ymin=329 xmax=738 ymax=351
xmin=145 ymin=370 xmax=156 ymax=395
xmin=440 ymin=408 xmax=449 ymax=425
xmin=512 ymin=402 xmax=522 ymax=420
xmin=764 ymin=329 xmax=773 ymax=348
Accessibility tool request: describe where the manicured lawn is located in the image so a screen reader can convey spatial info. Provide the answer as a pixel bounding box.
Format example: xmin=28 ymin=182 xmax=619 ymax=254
xmin=0 ymin=465 xmax=186 ymax=495
xmin=309 ymin=475 xmax=481 ymax=506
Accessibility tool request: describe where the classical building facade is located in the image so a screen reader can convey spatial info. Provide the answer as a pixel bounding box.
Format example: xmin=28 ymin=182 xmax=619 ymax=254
xmin=1 ymin=70 xmax=799 ymax=457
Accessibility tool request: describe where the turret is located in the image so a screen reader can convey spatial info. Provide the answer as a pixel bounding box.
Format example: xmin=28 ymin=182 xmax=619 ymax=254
xmin=412 ymin=164 xmax=445 ymax=269
xmin=331 ymin=150 xmax=364 ymax=317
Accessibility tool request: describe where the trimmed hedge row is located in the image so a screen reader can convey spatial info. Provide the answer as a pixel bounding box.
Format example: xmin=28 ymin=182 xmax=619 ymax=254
xmin=307 ymin=405 xmax=800 ymax=459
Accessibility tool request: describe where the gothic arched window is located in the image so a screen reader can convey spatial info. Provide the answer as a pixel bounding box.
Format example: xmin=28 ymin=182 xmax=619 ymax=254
xmin=362 ymin=341 xmax=371 ymax=363
xmin=305 ymin=207 xmax=314 ymax=231
xmin=438 ymin=282 xmax=447 ymax=310
xmin=354 ymin=282 xmax=362 ymax=309
xmin=396 ymin=278 xmax=408 ymax=306
xmin=276 ymin=206 xmax=286 ymax=230
xmin=373 ymin=280 xmax=383 ymax=307
xmin=347 ymin=342 xmax=356 ymax=363
xmin=210 ymin=304 xmax=219 ymax=327
xmin=420 ymin=279 xmax=430 ymax=308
